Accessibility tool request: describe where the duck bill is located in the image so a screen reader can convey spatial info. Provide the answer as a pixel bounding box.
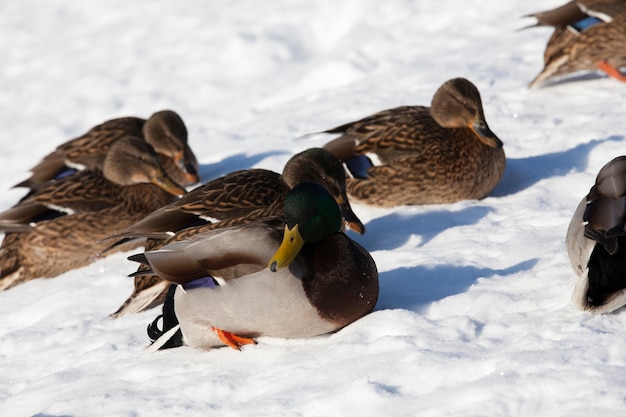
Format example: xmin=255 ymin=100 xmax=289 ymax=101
xmin=268 ymin=224 xmax=305 ymax=272
xmin=174 ymin=150 xmax=200 ymax=184
xmin=469 ymin=119 xmax=503 ymax=148
xmin=152 ymin=168 xmax=187 ymax=197
xmin=336 ymin=195 xmax=366 ymax=234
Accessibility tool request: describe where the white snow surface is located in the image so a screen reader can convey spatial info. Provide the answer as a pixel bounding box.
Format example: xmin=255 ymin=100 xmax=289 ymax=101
xmin=1 ymin=1 xmax=625 ymax=416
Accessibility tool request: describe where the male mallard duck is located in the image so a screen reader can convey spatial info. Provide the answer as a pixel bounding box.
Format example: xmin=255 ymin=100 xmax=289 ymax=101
xmin=15 ymin=110 xmax=199 ymax=191
xmin=0 ymin=136 xmax=186 ymax=290
xmin=108 ymin=147 xmax=366 ymax=318
xmin=320 ymin=78 xmax=505 ymax=207
xmin=141 ymin=181 xmax=379 ymax=351
xmin=566 ymin=156 xmax=626 ymax=313
xmin=526 ymin=1 xmax=626 ymax=87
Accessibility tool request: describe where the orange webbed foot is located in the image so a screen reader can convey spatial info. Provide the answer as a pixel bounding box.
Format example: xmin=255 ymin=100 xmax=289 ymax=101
xmin=598 ymin=60 xmax=626 ymax=82
xmin=212 ymin=327 xmax=257 ymax=351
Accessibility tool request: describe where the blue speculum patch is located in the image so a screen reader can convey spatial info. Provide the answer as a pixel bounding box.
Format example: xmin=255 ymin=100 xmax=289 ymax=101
xmin=570 ymin=16 xmax=603 ymax=33
xmin=182 ymin=276 xmax=218 ymax=290
xmin=345 ymin=155 xmax=373 ymax=179
xmin=55 ymin=168 xmax=78 ymax=180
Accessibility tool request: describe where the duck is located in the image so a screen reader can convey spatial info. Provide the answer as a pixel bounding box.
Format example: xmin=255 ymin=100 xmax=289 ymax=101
xmin=15 ymin=110 xmax=200 ymax=191
xmin=319 ymin=78 xmax=505 ymax=207
xmin=140 ymin=181 xmax=379 ymax=351
xmin=525 ymin=1 xmax=626 ymax=87
xmin=107 ymin=147 xmax=366 ymax=318
xmin=0 ymin=136 xmax=186 ymax=291
xmin=566 ymin=155 xmax=626 ymax=313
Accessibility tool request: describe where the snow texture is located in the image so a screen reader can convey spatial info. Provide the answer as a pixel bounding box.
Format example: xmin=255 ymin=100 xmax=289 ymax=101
xmin=1 ymin=1 xmax=625 ymax=416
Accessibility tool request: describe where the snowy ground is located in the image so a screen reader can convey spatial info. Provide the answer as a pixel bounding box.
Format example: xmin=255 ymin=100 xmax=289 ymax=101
xmin=1 ymin=1 xmax=625 ymax=416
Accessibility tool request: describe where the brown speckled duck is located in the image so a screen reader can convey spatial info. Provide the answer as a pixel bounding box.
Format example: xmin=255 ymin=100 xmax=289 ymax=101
xmin=320 ymin=78 xmax=505 ymax=207
xmin=526 ymin=0 xmax=626 ymax=87
xmin=107 ymin=148 xmax=365 ymax=318
xmin=0 ymin=136 xmax=186 ymax=291
xmin=15 ymin=110 xmax=200 ymax=191
xmin=566 ymin=156 xmax=626 ymax=314
xmin=141 ymin=182 xmax=378 ymax=351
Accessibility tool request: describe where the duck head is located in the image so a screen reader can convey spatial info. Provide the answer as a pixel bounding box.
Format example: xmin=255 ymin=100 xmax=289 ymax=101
xmin=268 ymin=182 xmax=342 ymax=272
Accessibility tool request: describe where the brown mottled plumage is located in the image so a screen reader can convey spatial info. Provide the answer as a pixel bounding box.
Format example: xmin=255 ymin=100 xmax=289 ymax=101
xmin=526 ymin=1 xmax=626 ymax=87
xmin=15 ymin=110 xmax=199 ymax=190
xmin=108 ymin=148 xmax=365 ymax=318
xmin=141 ymin=182 xmax=378 ymax=351
xmin=321 ymin=78 xmax=505 ymax=207
xmin=566 ymin=156 xmax=626 ymax=314
xmin=0 ymin=136 xmax=186 ymax=290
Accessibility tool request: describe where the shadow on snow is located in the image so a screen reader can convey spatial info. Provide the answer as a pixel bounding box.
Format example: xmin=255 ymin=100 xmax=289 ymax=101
xmin=375 ymin=258 xmax=539 ymax=312
xmin=492 ymin=135 xmax=623 ymax=197
xmin=197 ymin=150 xmax=291 ymax=183
xmin=352 ymin=205 xmax=493 ymax=251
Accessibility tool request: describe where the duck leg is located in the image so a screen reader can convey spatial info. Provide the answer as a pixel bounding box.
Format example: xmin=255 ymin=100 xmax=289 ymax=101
xmin=597 ymin=61 xmax=626 ymax=82
xmin=211 ymin=327 xmax=257 ymax=350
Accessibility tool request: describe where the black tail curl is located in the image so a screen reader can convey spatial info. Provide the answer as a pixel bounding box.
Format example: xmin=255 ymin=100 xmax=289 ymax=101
xmin=147 ymin=284 xmax=183 ymax=349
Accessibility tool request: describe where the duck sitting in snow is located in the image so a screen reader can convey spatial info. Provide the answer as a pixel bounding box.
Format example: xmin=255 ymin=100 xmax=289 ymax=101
xmin=140 ymin=181 xmax=379 ymax=351
xmin=15 ymin=109 xmax=199 ymax=192
xmin=319 ymin=78 xmax=505 ymax=207
xmin=0 ymin=136 xmax=186 ymax=290
xmin=525 ymin=0 xmax=626 ymax=87
xmin=106 ymin=148 xmax=366 ymax=318
xmin=566 ymin=156 xmax=626 ymax=313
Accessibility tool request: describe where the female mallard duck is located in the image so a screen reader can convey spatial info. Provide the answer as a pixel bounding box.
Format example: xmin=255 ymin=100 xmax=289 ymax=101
xmin=526 ymin=1 xmax=626 ymax=87
xmin=108 ymin=147 xmax=366 ymax=318
xmin=320 ymin=78 xmax=505 ymax=207
xmin=566 ymin=156 xmax=626 ymax=313
xmin=141 ymin=181 xmax=379 ymax=351
xmin=0 ymin=136 xmax=186 ymax=290
xmin=15 ymin=110 xmax=199 ymax=191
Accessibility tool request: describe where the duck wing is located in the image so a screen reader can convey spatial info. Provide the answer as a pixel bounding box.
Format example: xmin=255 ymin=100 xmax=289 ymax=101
xmin=0 ymin=171 xmax=121 ymax=231
xmin=143 ymin=222 xmax=282 ymax=284
xmin=112 ymin=169 xmax=286 ymax=240
xmin=17 ymin=117 xmax=144 ymax=189
xmin=323 ymin=106 xmax=438 ymax=159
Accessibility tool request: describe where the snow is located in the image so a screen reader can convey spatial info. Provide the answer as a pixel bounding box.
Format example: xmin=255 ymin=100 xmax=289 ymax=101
xmin=1 ymin=0 xmax=625 ymax=415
